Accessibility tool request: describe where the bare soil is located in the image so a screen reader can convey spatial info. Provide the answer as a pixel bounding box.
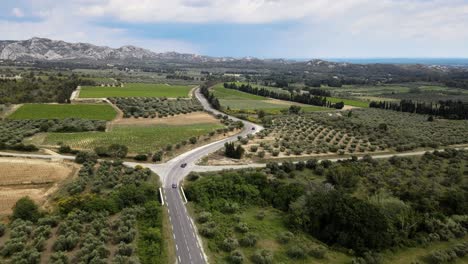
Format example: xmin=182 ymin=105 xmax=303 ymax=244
xmin=111 ymin=111 xmax=219 ymax=126
xmin=0 ymin=158 xmax=78 ymax=216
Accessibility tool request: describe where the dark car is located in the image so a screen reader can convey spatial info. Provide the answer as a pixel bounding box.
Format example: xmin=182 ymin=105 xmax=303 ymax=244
xmin=180 ymin=163 xmax=187 ymax=168
xmin=251 ymin=127 xmax=256 ymax=130
xmin=172 ymin=183 xmax=177 ymax=188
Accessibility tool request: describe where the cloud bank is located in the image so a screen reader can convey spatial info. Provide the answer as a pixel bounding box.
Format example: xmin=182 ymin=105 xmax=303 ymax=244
xmin=0 ymin=0 xmax=467 ymax=57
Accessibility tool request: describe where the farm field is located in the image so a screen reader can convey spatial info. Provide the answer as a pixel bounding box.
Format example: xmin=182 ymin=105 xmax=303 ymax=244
xmin=8 ymin=104 xmax=117 ymax=121
xmin=0 ymin=157 xmax=77 ymax=216
xmin=38 ymin=123 xmax=224 ymax=153
xmin=327 ymin=96 xmax=369 ymax=108
xmin=109 ymin=97 xmax=203 ymax=118
xmin=325 ymin=83 xmax=468 ymax=102
xmin=79 ymin=83 xmax=193 ymax=98
xmin=232 ymin=108 xmax=468 ymax=161
xmin=212 ymin=84 xmax=328 ymax=112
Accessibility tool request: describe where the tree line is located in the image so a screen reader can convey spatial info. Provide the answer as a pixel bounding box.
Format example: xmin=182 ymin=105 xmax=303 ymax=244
xmin=200 ymin=81 xmax=221 ymax=110
xmin=223 ymin=83 xmax=344 ymax=109
xmin=370 ymin=99 xmax=468 ymax=120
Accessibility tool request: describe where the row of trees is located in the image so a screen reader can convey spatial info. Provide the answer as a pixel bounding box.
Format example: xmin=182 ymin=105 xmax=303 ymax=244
xmin=200 ymin=82 xmax=221 ymax=110
xmin=223 ymin=83 xmax=344 ymax=109
xmin=370 ymin=99 xmax=468 ymax=120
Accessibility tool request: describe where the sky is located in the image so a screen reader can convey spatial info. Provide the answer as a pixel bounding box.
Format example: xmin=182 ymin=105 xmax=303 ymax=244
xmin=1 ymin=0 xmax=468 ymax=59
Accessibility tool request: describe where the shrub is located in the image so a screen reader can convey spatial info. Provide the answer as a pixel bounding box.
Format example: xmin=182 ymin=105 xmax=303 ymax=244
xmin=116 ymin=242 xmax=134 ymax=256
xmin=12 ymin=197 xmax=40 ymax=222
xmin=58 ymin=145 xmax=72 ymax=154
xmin=309 ymin=246 xmax=327 ymax=259
xmin=152 ymin=151 xmax=163 ymax=162
xmin=239 ymin=233 xmax=258 ymax=247
xmin=189 ymin=137 xmax=198 ymax=144
xmin=287 ymin=245 xmax=307 ymax=259
xmin=0 ymin=223 xmax=5 ymax=237
xmin=108 ymin=144 xmax=128 ymax=158
xmin=50 ymin=251 xmax=68 ymax=264
xmin=75 ymin=151 xmax=98 ymax=164
xmin=236 ymin=222 xmax=249 ymax=233
xmin=256 ymin=211 xmax=265 ymax=220
xmin=257 ymin=151 xmax=266 ymax=158
xmin=251 ymin=249 xmax=274 ymax=264
xmin=134 ymin=154 xmax=148 ymax=161
xmin=197 ymin=212 xmax=212 ymax=224
xmin=222 ymin=237 xmax=239 ymax=252
xmin=277 ymin=231 xmax=294 ymax=244
xmin=229 ymin=250 xmax=244 ymax=264
xmin=250 ymin=145 xmax=259 ymax=152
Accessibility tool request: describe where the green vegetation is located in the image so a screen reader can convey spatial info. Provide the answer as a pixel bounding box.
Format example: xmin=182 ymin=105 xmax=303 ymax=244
xmin=0 ymin=119 xmax=106 ymax=151
xmin=212 ymin=84 xmax=328 ymax=112
xmin=250 ymin=108 xmax=468 ymax=159
xmin=8 ymin=103 xmax=117 ymax=120
xmin=80 ymin=83 xmax=192 ymax=98
xmin=41 ymin=123 xmax=224 ymax=153
xmin=0 ymin=157 xmax=166 ymax=263
xmin=109 ymin=97 xmax=203 ymax=118
xmin=186 ymin=149 xmax=468 ymax=263
xmin=327 ymin=96 xmax=369 ymax=108
xmin=0 ymin=73 xmax=81 ymax=104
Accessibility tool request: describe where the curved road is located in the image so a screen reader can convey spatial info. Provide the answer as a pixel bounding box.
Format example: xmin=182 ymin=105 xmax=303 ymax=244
xmin=156 ymin=87 xmax=263 ymax=264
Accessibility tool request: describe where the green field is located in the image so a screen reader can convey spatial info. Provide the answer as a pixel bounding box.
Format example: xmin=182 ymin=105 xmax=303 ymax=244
xmin=40 ymin=123 xmax=223 ymax=153
xmin=212 ymin=85 xmax=266 ymax=100
xmin=213 ymin=84 xmax=328 ymax=111
xmin=79 ymin=83 xmax=193 ymax=98
xmin=8 ymin=104 xmax=117 ymax=120
xmin=327 ymin=97 xmax=370 ymax=108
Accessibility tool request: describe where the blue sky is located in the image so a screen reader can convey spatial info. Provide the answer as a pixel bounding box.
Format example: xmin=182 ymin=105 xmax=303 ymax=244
xmin=1 ymin=0 xmax=468 ymax=58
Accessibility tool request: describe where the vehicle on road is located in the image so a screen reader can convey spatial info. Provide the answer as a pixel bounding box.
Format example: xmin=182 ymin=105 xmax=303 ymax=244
xmin=251 ymin=127 xmax=256 ymax=130
xmin=172 ymin=183 xmax=178 ymax=188
xmin=180 ymin=163 xmax=187 ymax=168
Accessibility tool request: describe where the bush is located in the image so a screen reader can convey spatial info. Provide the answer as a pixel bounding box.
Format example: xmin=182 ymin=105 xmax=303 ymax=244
xmin=0 ymin=223 xmax=5 ymax=237
xmin=250 ymin=145 xmax=258 ymax=152
xmin=277 ymin=231 xmax=294 ymax=244
xmin=239 ymin=233 xmax=258 ymax=247
xmin=189 ymin=137 xmax=198 ymax=144
xmin=197 ymin=212 xmax=212 ymax=224
xmin=58 ymin=145 xmax=72 ymax=154
xmin=222 ymin=237 xmax=239 ymax=252
xmin=309 ymin=246 xmax=327 ymax=259
xmin=236 ymin=222 xmax=249 ymax=233
xmin=108 ymin=144 xmax=128 ymax=158
xmin=134 ymin=154 xmax=148 ymax=161
xmin=12 ymin=197 xmax=40 ymax=222
xmin=251 ymin=249 xmax=274 ymax=264
xmin=287 ymin=245 xmax=307 ymax=259
xmin=50 ymin=251 xmax=68 ymax=264
xmin=152 ymin=151 xmax=163 ymax=162
xmin=229 ymin=250 xmax=244 ymax=264
xmin=75 ymin=151 xmax=98 ymax=164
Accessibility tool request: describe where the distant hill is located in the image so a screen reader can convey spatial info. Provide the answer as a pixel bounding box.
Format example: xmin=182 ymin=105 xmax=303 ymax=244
xmin=0 ymin=37 xmax=233 ymax=63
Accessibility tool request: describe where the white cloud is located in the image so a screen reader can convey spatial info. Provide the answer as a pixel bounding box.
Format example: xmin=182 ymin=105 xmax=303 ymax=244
xmin=11 ymin=8 xmax=24 ymax=18
xmin=0 ymin=2 xmax=198 ymax=53
xmin=1 ymin=0 xmax=468 ymax=57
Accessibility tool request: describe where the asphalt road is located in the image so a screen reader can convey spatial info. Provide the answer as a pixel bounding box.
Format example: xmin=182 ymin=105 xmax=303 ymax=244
xmin=155 ymin=87 xmax=264 ymax=264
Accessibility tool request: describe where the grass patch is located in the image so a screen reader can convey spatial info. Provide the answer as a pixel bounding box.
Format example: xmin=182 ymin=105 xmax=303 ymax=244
xmin=327 ymin=97 xmax=369 ymax=108
xmin=8 ymin=103 xmax=117 ymax=120
xmin=40 ymin=123 xmax=224 ymax=153
xmin=79 ymin=83 xmax=192 ymax=98
xmin=212 ymin=84 xmax=266 ymax=100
